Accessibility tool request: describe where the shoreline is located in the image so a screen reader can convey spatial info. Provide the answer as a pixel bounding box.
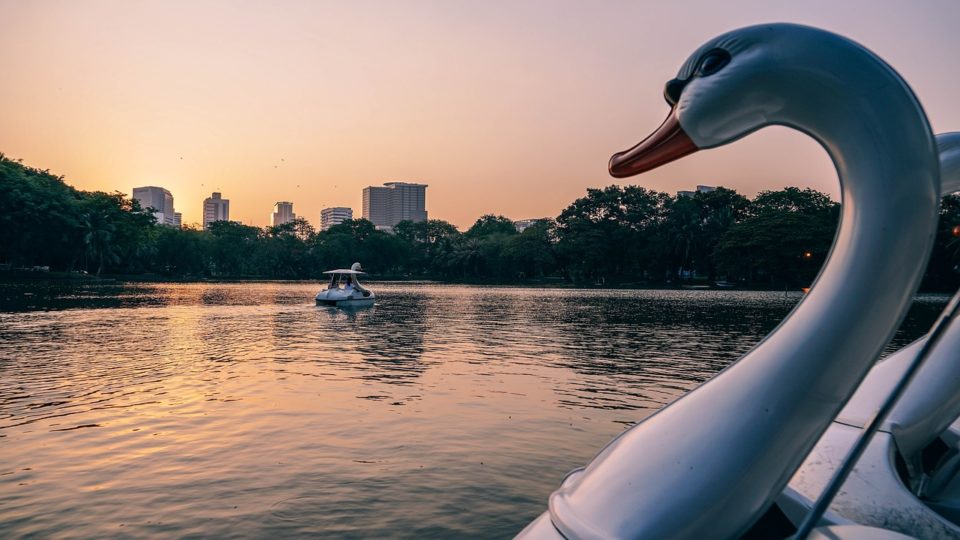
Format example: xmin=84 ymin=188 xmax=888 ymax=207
xmin=1 ymin=272 xmax=955 ymax=294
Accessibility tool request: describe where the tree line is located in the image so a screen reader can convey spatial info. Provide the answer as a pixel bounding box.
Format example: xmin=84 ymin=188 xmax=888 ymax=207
xmin=2 ymin=153 xmax=958 ymax=290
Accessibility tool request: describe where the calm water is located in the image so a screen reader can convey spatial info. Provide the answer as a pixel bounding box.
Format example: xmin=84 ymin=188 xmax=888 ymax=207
xmin=0 ymin=282 xmax=949 ymax=538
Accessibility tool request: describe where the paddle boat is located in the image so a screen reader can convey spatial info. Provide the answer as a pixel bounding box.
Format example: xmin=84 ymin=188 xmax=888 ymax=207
xmin=519 ymin=23 xmax=941 ymax=539
xmin=314 ymin=262 xmax=375 ymax=307
xmin=784 ymin=132 xmax=960 ymax=538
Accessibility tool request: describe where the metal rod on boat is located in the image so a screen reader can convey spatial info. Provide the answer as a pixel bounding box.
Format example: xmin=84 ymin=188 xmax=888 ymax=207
xmin=794 ymin=289 xmax=960 ymax=539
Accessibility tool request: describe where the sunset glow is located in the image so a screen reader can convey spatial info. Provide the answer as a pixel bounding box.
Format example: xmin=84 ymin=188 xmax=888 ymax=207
xmin=2 ymin=1 xmax=959 ymax=228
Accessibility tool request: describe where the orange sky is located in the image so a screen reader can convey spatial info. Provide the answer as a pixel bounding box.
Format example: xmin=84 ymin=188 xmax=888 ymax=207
xmin=2 ymin=1 xmax=959 ymax=229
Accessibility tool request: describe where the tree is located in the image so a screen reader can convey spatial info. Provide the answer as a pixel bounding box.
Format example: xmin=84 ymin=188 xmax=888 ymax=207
xmin=207 ymin=221 xmax=260 ymax=276
xmin=714 ymin=187 xmax=839 ymax=286
xmin=76 ymin=191 xmax=155 ymax=275
xmin=291 ymin=217 xmax=316 ymax=241
xmin=324 ymin=218 xmax=377 ymax=241
xmin=81 ymin=209 xmax=117 ymax=276
xmin=0 ymin=153 xmax=85 ymax=269
xmin=152 ymin=226 xmax=210 ymax=276
xmin=556 ymin=185 xmax=668 ymax=283
xmin=503 ymin=220 xmax=557 ymax=278
xmin=691 ymin=187 xmax=751 ymax=280
xmin=751 ymin=187 xmax=835 ymax=216
xmin=465 ymin=215 xmax=517 ymax=238
xmin=660 ymin=195 xmax=701 ymax=280
xmin=450 ymin=237 xmax=484 ymax=277
xmin=394 ymin=219 xmax=461 ymax=276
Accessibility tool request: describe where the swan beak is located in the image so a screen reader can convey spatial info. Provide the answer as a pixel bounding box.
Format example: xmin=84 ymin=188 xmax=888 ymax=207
xmin=609 ymin=108 xmax=699 ymax=178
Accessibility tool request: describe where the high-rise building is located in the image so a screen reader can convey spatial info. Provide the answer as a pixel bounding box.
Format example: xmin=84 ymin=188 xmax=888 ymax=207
xmin=320 ymin=207 xmax=353 ymax=231
xmin=270 ymin=201 xmax=295 ymax=226
xmin=133 ymin=186 xmax=178 ymax=227
xmin=362 ymin=182 xmax=427 ymax=229
xmin=174 ymin=213 xmax=182 ymax=228
xmin=363 ymin=186 xmax=391 ymax=228
xmin=203 ymin=192 xmax=230 ymax=229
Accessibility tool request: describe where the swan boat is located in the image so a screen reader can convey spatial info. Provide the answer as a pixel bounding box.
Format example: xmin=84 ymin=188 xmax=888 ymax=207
xmin=314 ymin=262 xmax=375 ymax=307
xmin=782 ymin=132 xmax=960 ymax=538
xmin=519 ymin=23 xmax=941 ymax=539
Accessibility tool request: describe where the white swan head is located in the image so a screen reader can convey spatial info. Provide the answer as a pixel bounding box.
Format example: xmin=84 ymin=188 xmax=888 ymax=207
xmin=609 ymin=25 xmax=776 ymax=176
xmin=610 ymin=23 xmax=926 ymax=178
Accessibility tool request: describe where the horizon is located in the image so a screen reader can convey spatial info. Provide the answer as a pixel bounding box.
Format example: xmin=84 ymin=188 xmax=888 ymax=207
xmin=2 ymin=1 xmax=959 ymax=229
xmin=7 ymin=150 xmax=838 ymax=231
xmin=6 ymin=150 xmax=836 ymax=231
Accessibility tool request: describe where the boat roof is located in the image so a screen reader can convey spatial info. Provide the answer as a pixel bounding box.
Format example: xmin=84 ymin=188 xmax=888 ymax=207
xmin=323 ymin=269 xmax=365 ymax=274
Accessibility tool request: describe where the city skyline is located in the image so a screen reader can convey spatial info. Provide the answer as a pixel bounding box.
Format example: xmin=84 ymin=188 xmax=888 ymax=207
xmin=3 ymin=2 xmax=960 ymax=229
xmin=130 ymin=184 xmax=433 ymax=230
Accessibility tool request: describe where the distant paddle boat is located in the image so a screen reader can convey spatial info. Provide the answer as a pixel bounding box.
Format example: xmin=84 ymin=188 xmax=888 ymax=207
xmin=315 ymin=262 xmax=375 ymax=307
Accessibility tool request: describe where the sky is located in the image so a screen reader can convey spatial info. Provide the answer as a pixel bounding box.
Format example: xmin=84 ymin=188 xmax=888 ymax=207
xmin=2 ymin=0 xmax=959 ymax=229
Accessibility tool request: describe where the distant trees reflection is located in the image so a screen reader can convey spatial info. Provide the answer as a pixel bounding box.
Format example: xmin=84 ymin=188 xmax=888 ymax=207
xmin=3 ymin=154 xmax=958 ymax=290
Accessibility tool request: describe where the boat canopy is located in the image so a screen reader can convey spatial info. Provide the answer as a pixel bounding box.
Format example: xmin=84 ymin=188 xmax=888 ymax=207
xmin=322 ymin=269 xmax=365 ymax=275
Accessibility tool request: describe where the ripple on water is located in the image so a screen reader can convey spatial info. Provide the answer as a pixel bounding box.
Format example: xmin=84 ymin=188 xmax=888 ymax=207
xmin=0 ymin=282 xmax=948 ymax=538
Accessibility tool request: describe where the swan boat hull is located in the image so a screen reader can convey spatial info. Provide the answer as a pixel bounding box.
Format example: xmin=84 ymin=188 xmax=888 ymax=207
xmin=314 ymin=290 xmax=375 ymax=307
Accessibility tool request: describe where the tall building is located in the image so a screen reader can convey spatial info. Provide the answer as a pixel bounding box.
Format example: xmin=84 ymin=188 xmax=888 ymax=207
xmin=174 ymin=213 xmax=182 ymax=228
xmin=133 ymin=186 xmax=178 ymax=227
xmin=203 ymin=192 xmax=230 ymax=229
xmin=270 ymin=201 xmax=295 ymax=226
xmin=363 ymin=186 xmax=392 ymax=228
xmin=320 ymin=207 xmax=353 ymax=231
xmin=362 ymin=182 xmax=428 ymax=229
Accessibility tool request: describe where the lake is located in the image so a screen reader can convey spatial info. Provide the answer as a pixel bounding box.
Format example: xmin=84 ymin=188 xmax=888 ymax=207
xmin=0 ymin=282 xmax=949 ymax=538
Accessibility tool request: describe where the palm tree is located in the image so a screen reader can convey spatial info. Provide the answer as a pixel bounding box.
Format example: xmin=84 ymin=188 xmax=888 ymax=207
xmin=81 ymin=211 xmax=118 ymax=276
xmin=666 ymin=199 xmax=702 ymax=280
xmin=451 ymin=238 xmax=483 ymax=277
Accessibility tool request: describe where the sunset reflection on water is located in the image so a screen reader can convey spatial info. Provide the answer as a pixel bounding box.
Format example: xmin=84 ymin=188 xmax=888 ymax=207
xmin=0 ymin=283 xmax=947 ymax=538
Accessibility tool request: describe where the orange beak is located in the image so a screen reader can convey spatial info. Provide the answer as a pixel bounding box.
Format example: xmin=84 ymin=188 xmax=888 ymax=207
xmin=609 ymin=108 xmax=699 ymax=178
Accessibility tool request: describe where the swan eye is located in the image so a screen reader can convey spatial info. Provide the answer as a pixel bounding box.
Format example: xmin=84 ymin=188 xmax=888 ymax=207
xmin=697 ymin=49 xmax=730 ymax=77
xmin=664 ymin=78 xmax=688 ymax=106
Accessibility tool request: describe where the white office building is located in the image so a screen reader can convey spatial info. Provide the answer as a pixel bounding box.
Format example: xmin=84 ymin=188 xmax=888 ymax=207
xmin=133 ymin=186 xmax=178 ymax=227
xmin=362 ymin=182 xmax=427 ymax=229
xmin=270 ymin=201 xmax=295 ymax=226
xmin=203 ymin=192 xmax=230 ymax=229
xmin=320 ymin=207 xmax=353 ymax=231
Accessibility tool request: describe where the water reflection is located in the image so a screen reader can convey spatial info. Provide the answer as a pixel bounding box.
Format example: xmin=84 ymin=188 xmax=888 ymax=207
xmin=0 ymin=282 xmax=949 ymax=538
xmin=354 ymin=297 xmax=428 ymax=384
